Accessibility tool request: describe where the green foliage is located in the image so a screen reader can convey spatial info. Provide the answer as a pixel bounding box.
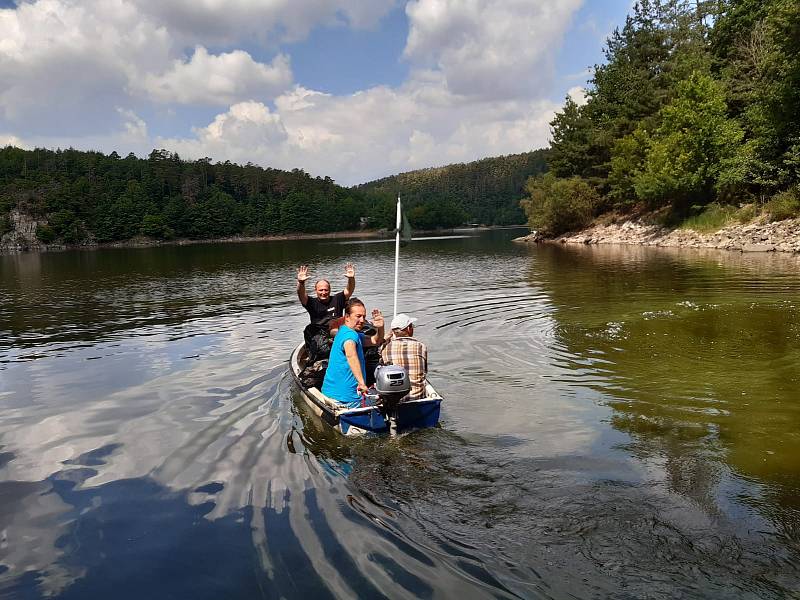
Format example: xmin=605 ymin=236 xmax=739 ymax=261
xmin=607 ymin=128 xmax=649 ymax=205
xmin=48 ymin=208 xmax=88 ymax=244
xmin=713 ymin=0 xmax=800 ymax=193
xmin=763 ymin=188 xmax=800 ymax=221
xmin=548 ymin=97 xmax=598 ymax=180
xmin=632 ymin=72 xmax=744 ymax=207
xmin=140 ymin=214 xmax=173 ymax=239
xmin=521 ymin=174 xmax=599 ymax=237
xmin=408 ymin=200 xmax=467 ymax=230
xmin=735 ymin=203 xmax=758 ymax=223
xmin=36 ymin=224 xmax=56 ymax=243
xmin=1 ymin=145 xmax=535 ymax=242
xmin=678 ymin=203 xmax=738 ymax=232
xmin=279 ymin=191 xmax=310 ymax=233
xmin=0 ymin=147 xmax=373 ymax=244
xmin=357 ymin=150 xmax=548 ymax=228
xmin=0 ymin=213 xmax=11 ymax=236
xmin=538 ymin=0 xmax=799 ymax=234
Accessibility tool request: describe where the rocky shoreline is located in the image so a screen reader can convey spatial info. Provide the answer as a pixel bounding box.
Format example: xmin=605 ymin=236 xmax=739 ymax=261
xmin=514 ymin=217 xmax=800 ymax=254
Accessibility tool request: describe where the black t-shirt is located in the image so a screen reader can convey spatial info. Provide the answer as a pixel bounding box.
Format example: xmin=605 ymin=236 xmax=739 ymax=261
xmin=304 ymin=291 xmax=346 ymax=325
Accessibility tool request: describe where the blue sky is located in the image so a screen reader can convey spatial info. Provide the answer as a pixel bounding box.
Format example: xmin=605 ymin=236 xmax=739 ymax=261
xmin=0 ymin=1 xmax=632 ymax=185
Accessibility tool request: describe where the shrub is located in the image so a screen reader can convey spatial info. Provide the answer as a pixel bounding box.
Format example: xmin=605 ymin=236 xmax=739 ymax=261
xmin=36 ymin=224 xmax=56 ymax=243
xmin=521 ymin=173 xmax=599 ymax=237
xmin=763 ymin=189 xmax=800 ymax=222
xmin=734 ymin=203 xmax=757 ymax=223
xmin=679 ymin=203 xmax=738 ymax=232
xmin=140 ymin=214 xmax=171 ymax=239
xmin=0 ymin=213 xmax=10 ymax=236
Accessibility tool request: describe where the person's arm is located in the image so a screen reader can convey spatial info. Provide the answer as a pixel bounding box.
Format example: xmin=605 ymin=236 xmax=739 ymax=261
xmin=297 ymin=265 xmax=309 ymax=305
xmin=363 ymin=309 xmax=385 ymax=347
xmin=343 ymin=262 xmax=355 ymax=299
xmin=328 ymin=316 xmax=345 ymax=337
xmin=343 ymin=340 xmax=368 ymax=394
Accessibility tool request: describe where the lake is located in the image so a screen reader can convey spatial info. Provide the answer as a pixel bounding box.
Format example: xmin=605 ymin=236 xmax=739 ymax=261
xmin=1 ymin=229 xmax=799 ymax=599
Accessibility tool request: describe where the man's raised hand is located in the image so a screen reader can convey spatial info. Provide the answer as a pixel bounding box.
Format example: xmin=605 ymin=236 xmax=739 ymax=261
xmin=297 ymin=265 xmax=310 ymax=282
xmin=371 ymin=308 xmax=384 ymax=329
xmin=344 ymin=263 xmax=355 ymax=279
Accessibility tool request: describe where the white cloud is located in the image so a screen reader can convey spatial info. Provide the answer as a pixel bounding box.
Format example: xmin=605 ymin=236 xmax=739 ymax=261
xmin=159 ymin=101 xmax=288 ymax=165
xmin=0 ymin=0 xmax=588 ymax=184
xmin=160 ymin=77 xmax=559 ymax=185
xmin=117 ymin=108 xmax=148 ymax=141
xmin=136 ymin=0 xmax=397 ymax=44
xmin=0 ymin=0 xmax=170 ymax=134
xmin=142 ymin=48 xmax=293 ymax=105
xmin=404 ymin=0 xmax=582 ymax=100
xmin=0 ymin=134 xmax=26 ymax=148
xmin=568 ymin=86 xmax=588 ymax=106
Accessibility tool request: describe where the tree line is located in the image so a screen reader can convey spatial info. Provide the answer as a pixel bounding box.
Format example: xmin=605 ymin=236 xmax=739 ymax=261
xmin=356 ymin=150 xmax=549 ymax=228
xmin=0 ymin=146 xmax=548 ymax=246
xmin=523 ymin=0 xmax=800 ymax=236
xmin=0 ymin=147 xmax=376 ymax=244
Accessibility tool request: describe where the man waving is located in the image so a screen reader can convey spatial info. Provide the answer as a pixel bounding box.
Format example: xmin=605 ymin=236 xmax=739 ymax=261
xmin=297 ymin=263 xmax=355 ymax=361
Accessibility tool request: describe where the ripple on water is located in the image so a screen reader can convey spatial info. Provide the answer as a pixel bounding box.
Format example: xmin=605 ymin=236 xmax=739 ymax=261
xmin=2 ymin=235 xmax=800 ymax=598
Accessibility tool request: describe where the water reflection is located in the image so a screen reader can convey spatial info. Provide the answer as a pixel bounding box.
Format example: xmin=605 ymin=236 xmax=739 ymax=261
xmin=2 ymin=232 xmax=800 ymax=598
xmin=529 ymin=243 xmax=800 ymax=544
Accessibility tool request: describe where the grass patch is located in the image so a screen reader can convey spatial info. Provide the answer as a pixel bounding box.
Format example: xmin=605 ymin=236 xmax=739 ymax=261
xmin=763 ymin=190 xmax=800 ymax=222
xmin=734 ymin=203 xmax=757 ymax=223
xmin=678 ymin=203 xmax=738 ymax=232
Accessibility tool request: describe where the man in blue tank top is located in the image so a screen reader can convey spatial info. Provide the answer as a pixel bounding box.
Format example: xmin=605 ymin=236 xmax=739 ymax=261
xmin=322 ymin=297 xmax=385 ymax=408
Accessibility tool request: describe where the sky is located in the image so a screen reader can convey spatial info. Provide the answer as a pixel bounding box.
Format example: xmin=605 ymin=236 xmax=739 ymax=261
xmin=0 ymin=0 xmax=632 ymax=186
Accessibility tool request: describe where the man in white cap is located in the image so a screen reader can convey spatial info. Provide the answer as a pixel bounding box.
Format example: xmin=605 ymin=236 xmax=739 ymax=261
xmin=381 ymin=313 xmax=428 ymax=401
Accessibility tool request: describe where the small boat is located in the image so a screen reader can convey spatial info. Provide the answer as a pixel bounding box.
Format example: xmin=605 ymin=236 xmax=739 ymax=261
xmin=289 ymin=343 xmax=443 ymax=436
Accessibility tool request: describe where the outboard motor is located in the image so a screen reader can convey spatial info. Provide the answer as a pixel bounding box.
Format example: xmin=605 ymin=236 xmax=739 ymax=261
xmin=373 ymin=365 xmax=410 ymax=416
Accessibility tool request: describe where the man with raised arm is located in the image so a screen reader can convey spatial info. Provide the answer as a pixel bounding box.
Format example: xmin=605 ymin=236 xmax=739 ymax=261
xmin=322 ymin=298 xmax=385 ymax=407
xmin=297 ymin=263 xmax=355 ymax=361
xmin=296 ymin=262 xmax=355 ymax=324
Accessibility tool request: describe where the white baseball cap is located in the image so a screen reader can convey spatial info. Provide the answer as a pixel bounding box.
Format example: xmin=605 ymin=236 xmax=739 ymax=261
xmin=390 ymin=313 xmax=417 ymax=330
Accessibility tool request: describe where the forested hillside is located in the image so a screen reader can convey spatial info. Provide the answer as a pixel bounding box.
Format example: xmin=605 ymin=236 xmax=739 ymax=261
xmin=355 ymin=150 xmax=549 ymax=227
xmin=0 ymin=147 xmax=372 ymax=245
xmin=523 ymin=0 xmax=800 ymax=236
xmin=0 ymin=146 xmax=545 ymax=247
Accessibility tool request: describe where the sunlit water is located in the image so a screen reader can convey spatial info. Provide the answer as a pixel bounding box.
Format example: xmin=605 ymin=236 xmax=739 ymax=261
xmin=1 ymin=231 xmax=799 ymax=599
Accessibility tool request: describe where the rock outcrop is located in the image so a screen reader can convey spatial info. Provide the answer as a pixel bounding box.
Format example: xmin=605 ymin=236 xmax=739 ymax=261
xmin=514 ymin=218 xmax=800 ymax=254
xmin=0 ymin=209 xmax=48 ymax=252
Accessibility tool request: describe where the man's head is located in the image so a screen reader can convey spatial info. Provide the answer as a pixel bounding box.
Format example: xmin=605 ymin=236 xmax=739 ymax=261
xmin=344 ymin=297 xmax=367 ymax=331
xmin=390 ymin=313 xmax=416 ymax=337
xmin=314 ymin=279 xmax=331 ymax=302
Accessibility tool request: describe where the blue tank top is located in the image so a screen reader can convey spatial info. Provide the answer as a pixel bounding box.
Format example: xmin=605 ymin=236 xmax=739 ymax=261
xmin=321 ymin=325 xmax=366 ymax=407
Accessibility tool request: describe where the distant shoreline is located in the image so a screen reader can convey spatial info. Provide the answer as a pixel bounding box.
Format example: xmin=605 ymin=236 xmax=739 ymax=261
xmin=1 ymin=225 xmax=523 ymax=254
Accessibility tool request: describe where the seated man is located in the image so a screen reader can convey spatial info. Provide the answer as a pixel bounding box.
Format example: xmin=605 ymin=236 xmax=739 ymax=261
xmin=321 ymin=298 xmax=385 ymax=408
xmin=381 ymin=313 xmax=428 ymax=401
xmin=296 ymin=263 xmax=355 ymax=361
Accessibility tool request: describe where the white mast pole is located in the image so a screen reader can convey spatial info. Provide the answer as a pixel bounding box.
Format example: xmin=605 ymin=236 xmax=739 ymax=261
xmin=393 ymin=195 xmax=401 ymax=317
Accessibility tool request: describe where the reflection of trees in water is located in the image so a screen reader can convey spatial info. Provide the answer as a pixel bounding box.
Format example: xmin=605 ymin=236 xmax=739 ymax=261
xmin=527 ymin=243 xmax=800 ymax=535
xmin=343 ymin=427 xmax=800 ymax=598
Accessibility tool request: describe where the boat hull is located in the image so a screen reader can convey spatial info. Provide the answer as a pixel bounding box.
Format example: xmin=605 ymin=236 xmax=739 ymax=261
xmin=289 ymin=343 xmax=442 ymax=436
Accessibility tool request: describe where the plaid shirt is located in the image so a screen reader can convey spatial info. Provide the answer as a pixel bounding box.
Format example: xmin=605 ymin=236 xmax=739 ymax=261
xmin=381 ymin=336 xmax=428 ymax=400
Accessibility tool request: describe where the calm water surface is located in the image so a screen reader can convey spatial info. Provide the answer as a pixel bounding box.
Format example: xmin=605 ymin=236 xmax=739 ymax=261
xmin=1 ymin=230 xmax=799 ymax=599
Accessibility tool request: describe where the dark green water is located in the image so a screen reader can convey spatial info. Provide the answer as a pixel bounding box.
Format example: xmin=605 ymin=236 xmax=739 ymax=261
xmin=1 ymin=230 xmax=799 ymax=599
